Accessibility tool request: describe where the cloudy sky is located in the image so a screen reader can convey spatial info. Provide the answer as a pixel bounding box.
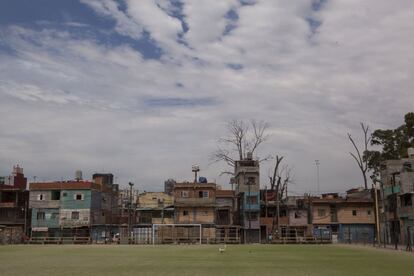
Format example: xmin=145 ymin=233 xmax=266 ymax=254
xmin=1 ymin=0 xmax=413 ymax=194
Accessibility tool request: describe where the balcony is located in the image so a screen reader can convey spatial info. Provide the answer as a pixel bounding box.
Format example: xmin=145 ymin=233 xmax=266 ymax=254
xmin=175 ymin=197 xmax=215 ymax=207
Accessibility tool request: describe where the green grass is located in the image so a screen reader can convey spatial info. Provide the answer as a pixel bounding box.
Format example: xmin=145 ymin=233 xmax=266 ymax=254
xmin=0 ymin=244 xmax=413 ymax=276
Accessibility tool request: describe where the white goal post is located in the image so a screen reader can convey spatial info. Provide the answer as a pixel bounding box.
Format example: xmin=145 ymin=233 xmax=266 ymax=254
xmin=152 ymin=224 xmax=202 ymax=245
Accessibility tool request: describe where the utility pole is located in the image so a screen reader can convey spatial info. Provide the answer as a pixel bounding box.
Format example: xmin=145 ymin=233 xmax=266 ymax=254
xmin=391 ymin=172 xmax=400 ymax=250
xmin=128 ymin=182 xmax=134 ymax=244
xmin=248 ymin=174 xmax=251 ymax=235
xmin=315 ymin=160 xmax=320 ymax=195
xmin=372 ymin=183 xmax=380 ymax=246
xmin=373 ymin=177 xmax=388 ymax=248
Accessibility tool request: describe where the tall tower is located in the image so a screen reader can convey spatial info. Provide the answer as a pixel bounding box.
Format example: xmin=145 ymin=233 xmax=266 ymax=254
xmin=234 ymin=153 xmax=261 ymax=243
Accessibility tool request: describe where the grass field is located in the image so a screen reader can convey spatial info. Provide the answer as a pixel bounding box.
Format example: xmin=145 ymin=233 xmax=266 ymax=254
xmin=1 ymin=244 xmax=413 ymax=276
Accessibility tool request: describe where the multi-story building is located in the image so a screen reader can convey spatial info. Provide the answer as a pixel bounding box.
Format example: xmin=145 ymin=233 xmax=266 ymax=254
xmin=379 ymin=147 xmax=414 ymax=245
xmin=29 ymin=172 xmax=119 ymax=241
xmin=260 ymin=191 xmax=311 ymax=242
xmin=174 ymin=182 xmax=216 ymax=225
xmin=234 ymin=154 xmax=261 ymax=243
xmin=137 ymin=192 xmax=174 ymax=225
xmin=311 ymin=190 xmax=375 ymax=243
xmin=173 ymin=182 xmax=216 ymax=242
xmin=92 ymin=173 xmax=119 ymax=225
xmin=0 ymin=165 xmax=29 ymax=244
xmin=30 ymin=180 xmax=100 ymax=238
xmin=215 ymin=189 xmax=240 ymax=243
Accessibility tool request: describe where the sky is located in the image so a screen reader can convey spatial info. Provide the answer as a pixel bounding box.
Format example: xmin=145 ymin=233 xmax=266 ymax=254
xmin=1 ymin=0 xmax=413 ymax=194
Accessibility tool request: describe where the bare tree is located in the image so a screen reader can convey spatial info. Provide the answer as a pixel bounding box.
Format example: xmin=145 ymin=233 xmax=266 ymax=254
xmin=268 ymin=155 xmax=292 ymax=237
xmin=212 ymin=119 xmax=270 ymax=174
xmin=348 ymin=122 xmax=371 ymax=190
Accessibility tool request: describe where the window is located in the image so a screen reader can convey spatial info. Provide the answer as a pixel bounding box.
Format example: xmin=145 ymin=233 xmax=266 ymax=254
xmin=183 ymin=210 xmax=189 ymax=216
xmin=318 ymin=209 xmax=326 ymax=217
xmin=401 ymin=194 xmax=412 ymax=207
xmin=294 ymin=211 xmax=301 ymax=219
xmin=180 ymin=191 xmax=189 ymax=198
xmin=246 ymin=177 xmax=256 ymax=185
xmin=62 ymin=192 xmax=67 ymax=197
xmin=51 ymin=213 xmax=59 ymax=220
xmin=37 ymin=212 xmax=45 ymax=220
xmin=199 ymin=191 xmax=209 ymax=198
xmin=51 ymin=190 xmax=60 ymax=200
xmin=247 ymin=196 xmax=258 ymax=204
xmin=367 ymin=210 xmax=372 ymax=216
xmin=247 ymin=212 xmax=258 ymax=220
xmin=74 ymin=193 xmax=84 ymax=200
xmin=71 ymin=211 xmax=80 ymax=220
xmin=352 ymin=210 xmax=357 ymax=216
xmin=37 ymin=194 xmax=45 ymax=201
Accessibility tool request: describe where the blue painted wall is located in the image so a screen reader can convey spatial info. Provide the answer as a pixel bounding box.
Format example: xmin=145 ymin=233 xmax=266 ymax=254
xmin=60 ymin=190 xmax=92 ymax=209
xmin=31 ymin=208 xmax=60 ymax=228
xmin=243 ymin=192 xmax=260 ymax=211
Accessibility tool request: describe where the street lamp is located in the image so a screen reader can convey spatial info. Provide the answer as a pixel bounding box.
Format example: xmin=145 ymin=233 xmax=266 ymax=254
xmin=128 ymin=182 xmax=134 ymax=244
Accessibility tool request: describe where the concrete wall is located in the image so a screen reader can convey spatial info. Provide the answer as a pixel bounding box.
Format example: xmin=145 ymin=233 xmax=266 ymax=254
xmin=288 ymin=209 xmax=308 ymax=226
xmin=139 ymin=192 xmax=173 ymax=208
xmin=312 ymin=205 xmax=332 ymax=224
xmin=175 ymin=207 xmax=215 ymax=224
xmin=337 ymin=205 xmax=375 ymax=224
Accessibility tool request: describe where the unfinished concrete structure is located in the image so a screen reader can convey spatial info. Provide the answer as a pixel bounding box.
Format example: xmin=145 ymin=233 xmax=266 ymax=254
xmin=132 ymin=192 xmax=174 ymax=244
xmin=379 ymin=147 xmax=414 ymax=246
xmin=215 ymin=189 xmax=240 ymax=243
xmin=0 ymin=165 xmax=29 ymax=244
xmin=260 ymin=191 xmax=312 ymax=243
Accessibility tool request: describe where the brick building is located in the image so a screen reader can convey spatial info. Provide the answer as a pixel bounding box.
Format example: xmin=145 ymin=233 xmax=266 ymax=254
xmin=0 ymin=165 xmax=29 ymax=244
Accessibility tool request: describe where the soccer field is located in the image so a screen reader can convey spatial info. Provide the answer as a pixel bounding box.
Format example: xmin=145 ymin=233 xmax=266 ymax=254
xmin=0 ymin=244 xmax=413 ymax=276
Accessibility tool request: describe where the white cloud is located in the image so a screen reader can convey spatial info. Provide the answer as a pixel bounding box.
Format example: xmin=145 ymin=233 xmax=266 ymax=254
xmin=1 ymin=1 xmax=414 ymax=193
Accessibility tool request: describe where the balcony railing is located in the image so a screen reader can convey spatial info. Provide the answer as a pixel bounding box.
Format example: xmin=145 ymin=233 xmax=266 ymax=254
xmin=60 ymin=219 xmax=90 ymax=227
